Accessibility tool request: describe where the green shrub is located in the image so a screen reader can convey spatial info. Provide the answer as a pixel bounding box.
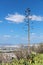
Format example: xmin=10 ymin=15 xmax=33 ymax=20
xmin=0 ymin=53 xmax=43 ymax=65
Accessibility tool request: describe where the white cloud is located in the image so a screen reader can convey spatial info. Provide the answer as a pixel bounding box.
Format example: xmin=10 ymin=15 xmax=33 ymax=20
xmin=3 ymin=35 xmax=11 ymax=38
xmin=10 ymin=30 xmax=14 ymax=32
xmin=29 ymin=15 xmax=43 ymax=21
xmin=0 ymin=21 xmax=2 ymax=22
xmin=30 ymin=33 xmax=37 ymax=40
xmin=5 ymin=12 xmax=43 ymax=23
xmin=30 ymin=33 xmax=43 ymax=43
xmin=5 ymin=13 xmax=25 ymax=23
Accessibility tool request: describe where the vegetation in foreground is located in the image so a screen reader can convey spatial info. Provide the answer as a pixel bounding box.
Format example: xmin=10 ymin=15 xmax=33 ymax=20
xmin=0 ymin=53 xmax=43 ymax=65
xmin=0 ymin=43 xmax=43 ymax=65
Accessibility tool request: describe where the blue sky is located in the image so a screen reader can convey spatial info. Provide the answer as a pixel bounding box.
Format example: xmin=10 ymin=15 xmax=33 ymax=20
xmin=0 ymin=0 xmax=43 ymax=45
